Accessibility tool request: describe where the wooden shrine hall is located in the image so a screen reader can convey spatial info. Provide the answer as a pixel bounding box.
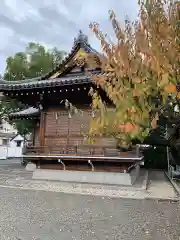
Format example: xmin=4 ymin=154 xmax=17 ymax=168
xmin=0 ymin=31 xmax=143 ymax=185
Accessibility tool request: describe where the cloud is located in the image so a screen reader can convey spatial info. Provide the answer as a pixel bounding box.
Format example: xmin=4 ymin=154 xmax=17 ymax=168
xmin=0 ymin=0 xmax=139 ymax=74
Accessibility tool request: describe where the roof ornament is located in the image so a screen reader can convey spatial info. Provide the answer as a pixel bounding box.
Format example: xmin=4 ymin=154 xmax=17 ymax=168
xmin=74 ymin=30 xmax=88 ymax=45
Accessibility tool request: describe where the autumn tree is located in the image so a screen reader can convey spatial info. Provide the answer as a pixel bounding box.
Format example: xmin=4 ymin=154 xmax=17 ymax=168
xmin=89 ymin=0 xmax=179 ymax=147
xmin=1 ymin=42 xmax=66 ymax=134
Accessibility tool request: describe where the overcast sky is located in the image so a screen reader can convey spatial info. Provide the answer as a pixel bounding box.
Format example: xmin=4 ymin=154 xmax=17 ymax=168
xmin=0 ymin=0 xmax=139 ymax=75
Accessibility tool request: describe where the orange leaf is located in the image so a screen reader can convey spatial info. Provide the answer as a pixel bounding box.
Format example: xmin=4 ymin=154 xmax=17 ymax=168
xmin=132 ymin=88 xmax=142 ymax=97
xmin=164 ymin=84 xmax=177 ymax=93
xmin=125 ymin=123 xmax=134 ymax=133
xmin=119 ymin=123 xmax=138 ymax=133
xmin=133 ymin=77 xmax=142 ymax=84
xmin=133 ymin=89 xmax=138 ymax=97
xmin=118 ymin=124 xmax=125 ymax=130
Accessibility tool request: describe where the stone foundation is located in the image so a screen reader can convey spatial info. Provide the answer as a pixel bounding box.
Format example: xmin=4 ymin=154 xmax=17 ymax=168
xmin=26 ymin=163 xmax=36 ymax=171
xmin=32 ymin=165 xmax=140 ymax=185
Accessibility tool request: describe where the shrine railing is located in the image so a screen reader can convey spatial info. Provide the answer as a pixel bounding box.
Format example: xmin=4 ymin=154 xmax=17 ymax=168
xmin=23 ymin=144 xmax=142 ymax=159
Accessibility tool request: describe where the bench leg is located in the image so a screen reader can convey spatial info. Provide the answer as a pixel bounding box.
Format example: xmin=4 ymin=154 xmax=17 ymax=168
xmin=37 ymin=159 xmax=40 ymax=169
xmin=88 ymin=160 xmax=94 ymax=171
xmin=58 ymin=159 xmax=66 ymax=170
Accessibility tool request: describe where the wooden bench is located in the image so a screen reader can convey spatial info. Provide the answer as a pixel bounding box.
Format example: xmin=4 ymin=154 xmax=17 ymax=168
xmin=23 ymin=145 xmax=143 ymax=173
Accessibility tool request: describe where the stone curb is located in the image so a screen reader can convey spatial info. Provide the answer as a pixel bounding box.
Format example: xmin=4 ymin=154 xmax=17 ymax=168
xmin=164 ymin=172 xmax=180 ymax=196
xmin=145 ymin=196 xmax=179 ymax=202
xmin=141 ymin=170 xmax=149 ymax=190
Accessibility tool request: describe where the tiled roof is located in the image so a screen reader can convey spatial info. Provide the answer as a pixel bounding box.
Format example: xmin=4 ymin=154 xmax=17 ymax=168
xmin=9 ymin=107 xmax=40 ymax=118
xmin=0 ymin=75 xmax=93 ymax=90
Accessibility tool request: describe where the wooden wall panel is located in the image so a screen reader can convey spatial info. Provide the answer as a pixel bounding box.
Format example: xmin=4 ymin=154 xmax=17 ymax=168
xmin=39 ymin=107 xmax=116 ymax=148
xmin=68 ymin=137 xmax=86 ymax=146
xmin=45 ymin=110 xmax=69 ymax=136
xmin=45 ymin=137 xmax=67 ymax=146
xmin=69 ymin=110 xmax=91 ymax=136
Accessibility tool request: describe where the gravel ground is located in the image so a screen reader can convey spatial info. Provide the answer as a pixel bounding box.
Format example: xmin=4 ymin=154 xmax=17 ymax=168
xmin=0 ymin=187 xmax=180 ymax=240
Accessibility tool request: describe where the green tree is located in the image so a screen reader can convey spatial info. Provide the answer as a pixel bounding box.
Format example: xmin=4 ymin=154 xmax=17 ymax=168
xmin=0 ymin=97 xmax=36 ymax=135
xmin=4 ymin=42 xmax=66 ymax=81
xmin=1 ymin=42 xmax=66 ymax=134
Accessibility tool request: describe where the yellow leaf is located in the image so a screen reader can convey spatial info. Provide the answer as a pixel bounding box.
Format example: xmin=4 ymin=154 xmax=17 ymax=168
xmin=160 ymin=73 xmax=169 ymax=87
xmin=108 ymin=85 xmax=113 ymax=94
xmin=177 ymin=92 xmax=180 ymax=99
xmin=151 ymin=118 xmax=157 ymax=129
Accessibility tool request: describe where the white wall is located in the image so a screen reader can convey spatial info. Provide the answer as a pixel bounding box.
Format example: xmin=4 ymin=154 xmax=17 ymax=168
xmin=8 ymin=136 xmax=24 ymax=158
xmin=0 ymin=146 xmax=8 ymax=159
xmin=0 ymin=134 xmax=24 ymax=159
xmin=7 ymin=146 xmax=23 ymax=158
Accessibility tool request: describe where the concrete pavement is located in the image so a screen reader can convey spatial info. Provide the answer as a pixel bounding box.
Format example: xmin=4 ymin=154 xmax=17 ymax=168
xmin=0 ymin=161 xmax=179 ymax=239
xmin=0 ymin=187 xmax=179 ymax=240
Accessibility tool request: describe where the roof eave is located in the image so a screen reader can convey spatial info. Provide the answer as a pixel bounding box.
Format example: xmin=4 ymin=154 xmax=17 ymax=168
xmin=0 ymin=76 xmax=93 ymax=91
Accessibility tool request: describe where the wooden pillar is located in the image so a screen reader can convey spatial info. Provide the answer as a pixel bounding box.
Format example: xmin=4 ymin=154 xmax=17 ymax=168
xmin=39 ymin=112 xmax=46 ymax=147
xmin=39 ymin=93 xmax=45 ymax=147
xmin=67 ymin=115 xmax=70 ymax=148
xmin=32 ymin=124 xmax=36 ymax=146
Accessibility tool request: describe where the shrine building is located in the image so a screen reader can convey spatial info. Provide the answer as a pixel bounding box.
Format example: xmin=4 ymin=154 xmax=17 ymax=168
xmin=0 ymin=31 xmax=143 ymax=185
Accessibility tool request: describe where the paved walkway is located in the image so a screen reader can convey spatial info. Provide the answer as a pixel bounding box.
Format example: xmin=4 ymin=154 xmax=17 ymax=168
xmin=0 ymin=163 xmax=178 ymax=200
xmin=147 ymin=171 xmax=178 ymax=200
xmin=0 ymin=159 xmax=22 ymax=164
